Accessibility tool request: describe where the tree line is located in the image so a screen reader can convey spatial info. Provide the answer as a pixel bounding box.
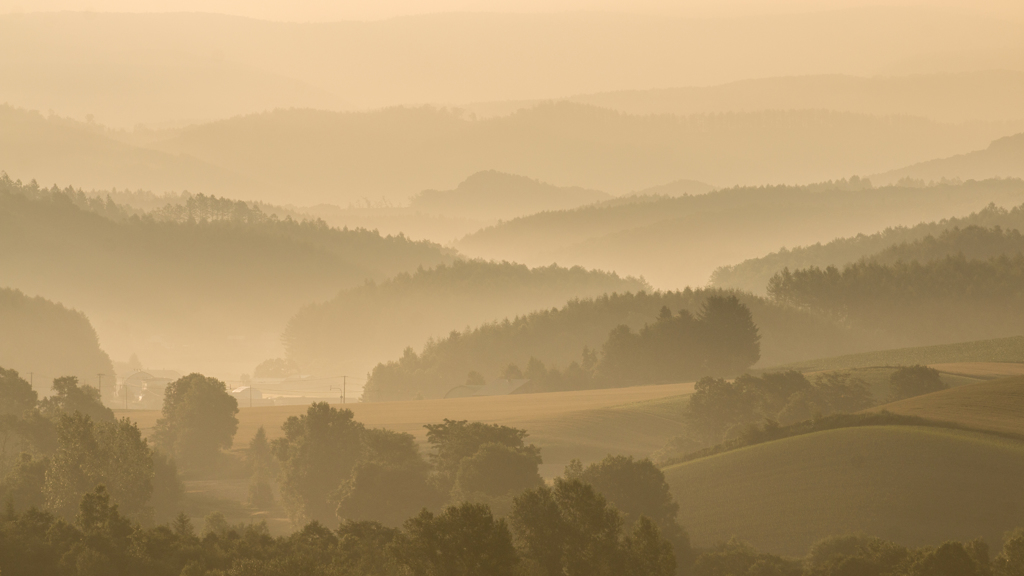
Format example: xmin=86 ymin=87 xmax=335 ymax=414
xmin=362 ymin=290 xmax=854 ymax=401
xmin=768 ymin=253 xmax=1024 ymax=344
xmin=655 ymin=366 xmax=948 ymax=463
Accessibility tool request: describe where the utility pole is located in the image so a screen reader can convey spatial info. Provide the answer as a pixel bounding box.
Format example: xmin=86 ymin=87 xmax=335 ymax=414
xmin=124 ymin=382 xmax=129 ymax=410
xmin=331 ymin=376 xmax=348 ymax=404
xmin=97 ymin=373 xmax=104 ymax=398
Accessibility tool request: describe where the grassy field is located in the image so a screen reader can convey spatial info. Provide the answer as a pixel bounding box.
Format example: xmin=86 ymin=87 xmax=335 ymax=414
xmin=869 ymin=376 xmax=1024 ymax=436
xmin=117 ymin=381 xmax=694 ymax=479
xmin=664 ymin=425 xmax=1024 ymax=556
xmin=771 ymin=335 xmax=1024 ymax=373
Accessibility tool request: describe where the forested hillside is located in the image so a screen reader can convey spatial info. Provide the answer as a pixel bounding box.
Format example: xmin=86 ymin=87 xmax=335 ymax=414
xmin=458 ymin=178 xmax=1024 ymax=288
xmin=361 ymin=290 xmax=858 ymax=401
xmin=768 ymin=255 xmax=1024 ymax=347
xmin=711 ymin=200 xmax=1024 ymax=294
xmin=0 ymin=287 xmax=115 ymax=394
xmin=0 ymin=175 xmax=454 ymax=375
xmin=284 ymin=260 xmax=648 ymax=380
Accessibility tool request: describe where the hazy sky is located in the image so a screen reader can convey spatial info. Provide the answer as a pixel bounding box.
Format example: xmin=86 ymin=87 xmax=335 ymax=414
xmin=2 ymin=0 xmax=1022 ymax=20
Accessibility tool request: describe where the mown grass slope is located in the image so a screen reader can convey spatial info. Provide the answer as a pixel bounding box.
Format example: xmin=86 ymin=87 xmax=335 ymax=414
xmin=869 ymin=376 xmax=1024 ymax=436
xmin=664 ymin=425 xmax=1024 ymax=556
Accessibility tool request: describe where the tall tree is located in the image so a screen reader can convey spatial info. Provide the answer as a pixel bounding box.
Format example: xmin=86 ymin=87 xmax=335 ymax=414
xmin=272 ymin=402 xmax=364 ymax=524
xmin=153 ymin=373 xmax=238 ymax=473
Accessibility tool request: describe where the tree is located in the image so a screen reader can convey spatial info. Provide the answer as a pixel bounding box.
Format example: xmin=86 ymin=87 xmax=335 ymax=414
xmin=39 ymin=376 xmax=114 ymax=423
xmin=246 ymin=426 xmax=276 ymax=509
xmin=889 ymin=365 xmax=947 ymax=402
xmin=0 ymin=368 xmax=37 ymax=416
xmin=152 ymin=373 xmax=238 ymax=472
xmin=76 ymin=485 xmax=139 ymax=576
xmin=43 ymin=412 xmax=103 ymax=520
xmin=509 ymin=479 xmax=625 ymax=576
xmin=424 ymin=419 xmax=534 ymax=493
xmin=623 ymin=517 xmax=676 ymax=576
xmin=698 ymin=295 xmax=761 ymax=376
xmin=272 ymin=402 xmax=364 ymax=524
xmin=579 ymin=455 xmax=690 ymax=565
xmin=391 ymin=502 xmax=518 ymax=576
xmin=43 ymin=414 xmax=154 ymax=522
xmin=454 ymin=442 xmax=543 ymax=498
xmin=335 ymin=429 xmax=440 ymax=527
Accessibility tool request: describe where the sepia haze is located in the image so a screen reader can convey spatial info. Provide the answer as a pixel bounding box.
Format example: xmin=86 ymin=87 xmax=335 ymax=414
xmin=4 ymin=0 xmax=1024 ymax=566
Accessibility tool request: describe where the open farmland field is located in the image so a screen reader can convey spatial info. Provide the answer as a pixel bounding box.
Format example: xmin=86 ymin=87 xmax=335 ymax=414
xmin=773 ymin=335 xmax=1024 ymax=373
xmin=868 ymin=376 xmax=1024 ymax=436
xmin=664 ymin=425 xmax=1024 ymax=556
xmin=116 ymin=381 xmax=693 ymax=478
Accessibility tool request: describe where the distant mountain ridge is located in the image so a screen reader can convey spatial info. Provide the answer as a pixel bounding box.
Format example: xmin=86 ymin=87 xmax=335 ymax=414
xmin=873 ymin=132 xmax=1024 ymax=185
xmin=409 ymin=170 xmax=610 ymax=221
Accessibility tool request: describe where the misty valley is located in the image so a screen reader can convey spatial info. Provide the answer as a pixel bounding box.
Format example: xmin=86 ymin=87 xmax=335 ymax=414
xmin=2 ymin=2 xmax=1024 ymax=575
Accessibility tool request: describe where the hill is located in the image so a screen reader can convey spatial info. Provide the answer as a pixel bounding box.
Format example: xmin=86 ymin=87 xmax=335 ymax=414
xmin=711 ymin=201 xmax=1024 ymax=295
xmin=283 ymin=260 xmax=648 ymax=381
xmin=874 ymin=132 xmax=1024 ymax=186
xmin=3 ymin=10 xmax=1022 ymax=127
xmin=772 ymin=335 xmax=1024 ymax=373
xmin=457 ymin=179 xmax=1024 ymax=289
xmin=409 ymin=170 xmax=610 ymax=221
xmin=869 ymin=376 xmax=1024 ymax=437
xmin=0 ymin=286 xmax=115 ymax=396
xmin=0 ymin=176 xmax=454 ymax=377
xmin=663 ymin=425 xmax=1024 ymax=555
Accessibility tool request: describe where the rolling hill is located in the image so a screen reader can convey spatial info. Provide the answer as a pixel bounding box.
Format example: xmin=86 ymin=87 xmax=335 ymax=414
xmin=457 ymin=178 xmax=1024 ymax=289
xmin=663 ymin=425 xmax=1024 ymax=555
xmin=711 ymin=200 xmax=1024 ymax=295
xmin=0 ymin=177 xmax=454 ymax=378
xmin=772 ymin=335 xmax=1024 ymax=373
xmin=869 ymin=376 xmax=1024 ymax=437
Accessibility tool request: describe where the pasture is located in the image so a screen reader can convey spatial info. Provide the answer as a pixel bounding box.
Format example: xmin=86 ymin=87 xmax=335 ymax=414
xmin=664 ymin=425 xmax=1024 ymax=556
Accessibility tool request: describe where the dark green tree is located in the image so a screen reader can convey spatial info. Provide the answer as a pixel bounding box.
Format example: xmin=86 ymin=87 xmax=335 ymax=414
xmin=152 ymin=373 xmax=238 ymax=473
xmin=623 ymin=517 xmax=677 ymax=576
